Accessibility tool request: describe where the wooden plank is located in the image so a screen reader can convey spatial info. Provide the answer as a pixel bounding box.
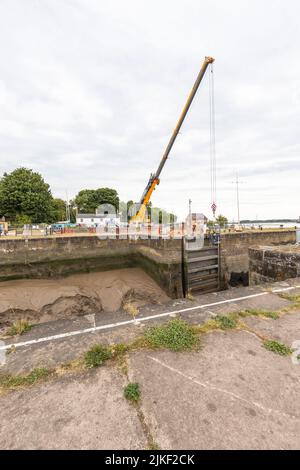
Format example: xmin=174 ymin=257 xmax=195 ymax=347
xmin=187 ymin=254 xmax=218 ymax=263
xmin=186 ymin=246 xmax=218 ymax=253
xmin=190 ymin=286 xmax=219 ymax=295
xmin=188 ymin=264 xmax=218 ymax=274
xmin=189 ymin=273 xmax=218 ymax=284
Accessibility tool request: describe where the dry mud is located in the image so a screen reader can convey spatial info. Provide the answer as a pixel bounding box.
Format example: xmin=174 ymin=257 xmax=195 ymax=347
xmin=0 ymin=268 xmax=169 ymax=333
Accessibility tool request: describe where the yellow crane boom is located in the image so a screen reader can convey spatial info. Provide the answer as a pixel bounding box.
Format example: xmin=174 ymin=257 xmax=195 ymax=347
xmin=130 ymin=56 xmax=215 ymax=223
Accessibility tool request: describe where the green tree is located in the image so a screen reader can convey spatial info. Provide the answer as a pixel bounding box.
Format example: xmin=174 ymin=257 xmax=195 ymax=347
xmin=50 ymin=198 xmax=67 ymax=223
xmin=96 ymin=188 xmax=119 ymax=210
xmin=15 ymin=214 xmax=32 ymax=226
xmin=75 ymin=188 xmax=119 ymax=213
xmin=74 ymin=189 xmax=98 ymax=213
xmin=68 ymin=199 xmax=77 ymax=223
xmin=0 ymin=168 xmax=53 ymax=223
xmin=215 ymin=214 xmax=228 ymax=228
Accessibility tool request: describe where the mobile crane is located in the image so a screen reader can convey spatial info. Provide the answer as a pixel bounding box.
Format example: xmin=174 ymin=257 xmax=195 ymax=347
xmin=130 ymin=56 xmax=215 ymax=223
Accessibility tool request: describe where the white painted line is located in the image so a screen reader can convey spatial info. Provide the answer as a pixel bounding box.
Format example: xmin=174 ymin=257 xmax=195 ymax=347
xmin=1 ymin=285 xmax=300 ymax=352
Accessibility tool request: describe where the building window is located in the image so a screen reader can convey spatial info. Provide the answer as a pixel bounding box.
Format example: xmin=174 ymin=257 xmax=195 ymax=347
xmin=80 ymin=219 xmax=83 ymax=223
xmin=91 ymin=218 xmax=94 ymax=222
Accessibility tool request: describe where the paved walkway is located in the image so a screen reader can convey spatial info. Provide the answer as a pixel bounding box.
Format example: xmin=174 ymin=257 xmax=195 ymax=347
xmin=1 ymin=278 xmax=300 ymax=449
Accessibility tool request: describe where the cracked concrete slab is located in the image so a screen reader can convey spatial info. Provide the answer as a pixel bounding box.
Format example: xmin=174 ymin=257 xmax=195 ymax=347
xmin=0 ymin=366 xmax=147 ymax=450
xmin=128 ymin=330 xmax=300 ymax=450
xmin=243 ymin=310 xmax=300 ymax=346
xmin=1 ymin=282 xmax=300 ymax=449
xmin=2 ymin=324 xmax=143 ymax=375
xmin=1 ymin=279 xmax=298 ymax=375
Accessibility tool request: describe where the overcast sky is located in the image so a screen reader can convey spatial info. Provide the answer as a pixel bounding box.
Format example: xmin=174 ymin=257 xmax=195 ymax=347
xmin=0 ymin=0 xmax=299 ymax=221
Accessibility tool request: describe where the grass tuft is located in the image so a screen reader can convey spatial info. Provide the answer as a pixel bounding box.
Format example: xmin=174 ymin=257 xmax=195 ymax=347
xmin=144 ymin=319 xmax=198 ymax=351
xmin=84 ymin=344 xmax=112 ymax=368
xmin=215 ymin=315 xmax=238 ymax=329
xmin=196 ymin=319 xmax=219 ymax=334
xmin=239 ymin=309 xmax=280 ymax=320
xmin=278 ymin=293 xmax=300 ymax=312
xmin=0 ymin=367 xmax=52 ymax=390
xmin=124 ymin=382 xmax=140 ymax=402
xmin=279 ymin=293 xmax=300 ymax=303
xmin=7 ymin=320 xmax=32 ymax=336
xmin=186 ymin=291 xmax=195 ymax=301
xmin=123 ymin=300 xmax=139 ymax=319
xmin=263 ymin=340 xmax=293 ymax=356
xmin=111 ymin=343 xmax=129 ymax=357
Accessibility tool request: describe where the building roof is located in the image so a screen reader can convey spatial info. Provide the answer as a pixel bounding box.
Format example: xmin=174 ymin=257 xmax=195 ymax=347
xmin=77 ymin=213 xmax=118 ymax=219
xmin=77 ymin=214 xmax=105 ymax=219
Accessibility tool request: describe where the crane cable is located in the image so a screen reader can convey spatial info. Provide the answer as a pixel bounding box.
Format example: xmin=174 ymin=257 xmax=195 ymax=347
xmin=209 ymin=62 xmax=217 ymax=218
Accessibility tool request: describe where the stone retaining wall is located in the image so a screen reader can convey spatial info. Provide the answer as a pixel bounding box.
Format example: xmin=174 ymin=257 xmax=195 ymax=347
xmin=0 ymin=236 xmax=183 ymax=298
xmin=220 ymin=230 xmax=296 ymax=287
xmin=249 ymin=245 xmax=300 ymax=284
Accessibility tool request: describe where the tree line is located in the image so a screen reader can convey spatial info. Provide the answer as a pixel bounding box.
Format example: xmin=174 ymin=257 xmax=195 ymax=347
xmin=0 ymin=167 xmax=176 ymax=225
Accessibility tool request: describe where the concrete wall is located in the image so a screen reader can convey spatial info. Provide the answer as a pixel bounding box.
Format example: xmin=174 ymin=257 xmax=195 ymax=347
xmin=0 ymin=236 xmax=183 ymax=298
xmin=0 ymin=229 xmax=296 ymax=297
xmin=249 ymin=246 xmax=300 ymax=284
xmin=220 ymin=230 xmax=296 ymax=288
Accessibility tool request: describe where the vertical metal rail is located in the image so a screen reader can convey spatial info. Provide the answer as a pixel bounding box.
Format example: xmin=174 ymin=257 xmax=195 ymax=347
xmin=181 ymin=230 xmax=187 ymax=298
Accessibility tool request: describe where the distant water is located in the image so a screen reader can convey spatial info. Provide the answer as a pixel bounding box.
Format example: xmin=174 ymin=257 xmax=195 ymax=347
xmin=243 ymin=222 xmax=300 ymax=229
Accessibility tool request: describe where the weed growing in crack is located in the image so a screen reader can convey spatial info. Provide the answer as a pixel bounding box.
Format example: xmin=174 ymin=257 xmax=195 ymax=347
xmin=7 ymin=320 xmax=33 ymax=336
xmin=263 ymin=340 xmax=293 ymax=356
xmin=144 ymin=319 xmax=199 ymax=351
xmin=0 ymin=368 xmax=52 ymax=390
xmin=239 ymin=309 xmax=280 ymax=320
xmin=215 ymin=315 xmax=238 ymax=329
xmin=123 ymin=298 xmax=139 ymax=321
xmin=84 ymin=344 xmax=112 ymax=368
xmin=124 ymin=382 xmax=140 ymax=402
xmin=186 ymin=290 xmax=195 ymax=301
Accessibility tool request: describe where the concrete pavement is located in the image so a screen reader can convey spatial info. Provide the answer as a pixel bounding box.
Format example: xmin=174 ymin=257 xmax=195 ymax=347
xmin=0 ymin=278 xmax=300 ymax=449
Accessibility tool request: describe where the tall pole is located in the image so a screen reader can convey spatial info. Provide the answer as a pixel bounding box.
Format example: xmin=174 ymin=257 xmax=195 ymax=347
xmin=235 ymin=173 xmax=240 ymax=225
xmin=189 ymin=198 xmax=192 ymax=218
xmin=66 ymin=190 xmax=70 ymax=223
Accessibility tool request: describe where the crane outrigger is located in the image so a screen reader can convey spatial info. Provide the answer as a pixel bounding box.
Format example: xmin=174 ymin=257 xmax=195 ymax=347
xmin=130 ymin=56 xmax=215 ymax=223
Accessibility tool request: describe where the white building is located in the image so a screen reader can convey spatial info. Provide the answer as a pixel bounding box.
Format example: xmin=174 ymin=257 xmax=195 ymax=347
xmin=76 ymin=214 xmax=121 ymax=228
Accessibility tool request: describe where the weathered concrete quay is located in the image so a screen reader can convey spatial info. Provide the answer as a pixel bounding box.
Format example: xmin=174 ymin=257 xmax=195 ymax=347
xmin=1 ymin=277 xmax=300 ymax=450
xmin=0 ymin=229 xmax=296 ymax=296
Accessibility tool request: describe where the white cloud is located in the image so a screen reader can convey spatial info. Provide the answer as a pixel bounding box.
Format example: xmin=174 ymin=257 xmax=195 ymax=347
xmin=0 ymin=0 xmax=299 ymax=221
